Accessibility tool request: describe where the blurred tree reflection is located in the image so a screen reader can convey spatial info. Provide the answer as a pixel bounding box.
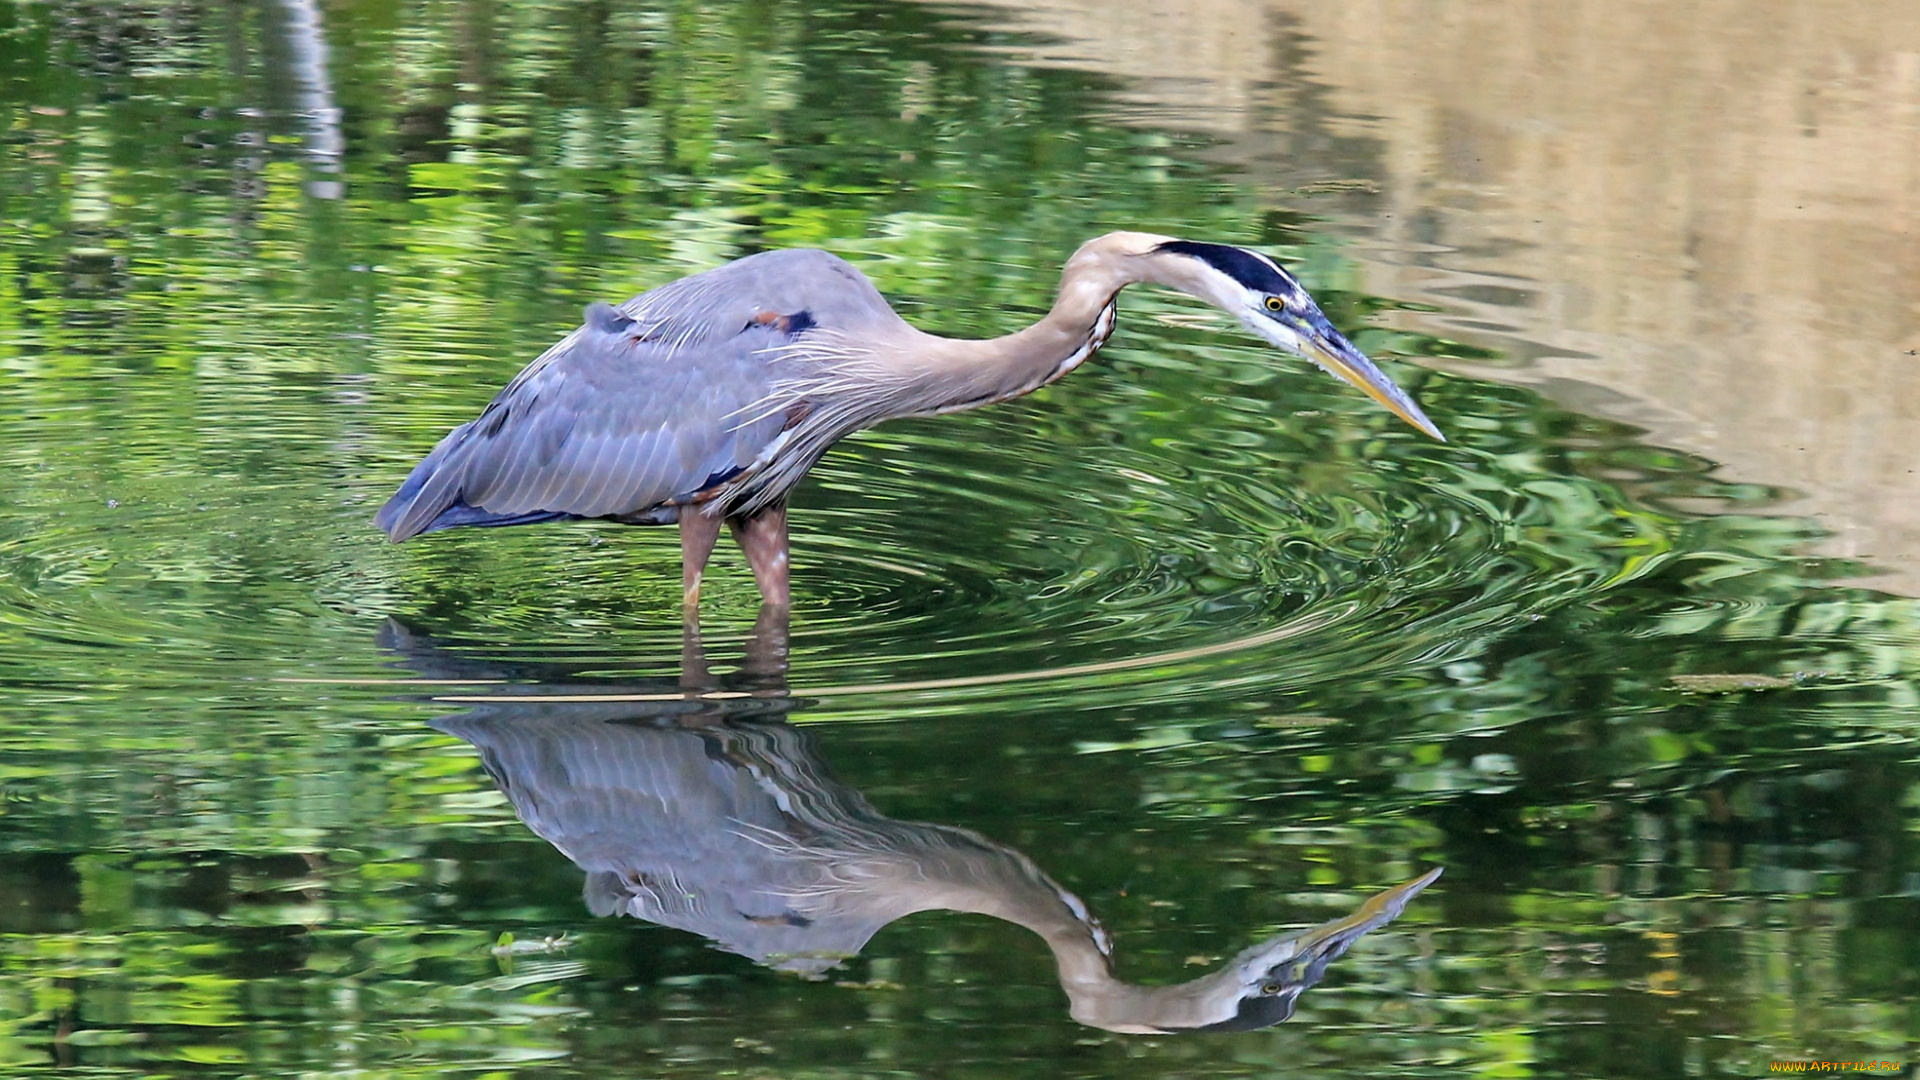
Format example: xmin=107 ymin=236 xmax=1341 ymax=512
xmin=0 ymin=0 xmax=1914 ymax=1075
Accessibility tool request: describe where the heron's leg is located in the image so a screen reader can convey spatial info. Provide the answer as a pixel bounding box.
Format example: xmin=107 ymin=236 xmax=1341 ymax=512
xmin=728 ymin=504 xmax=790 ymax=610
xmin=679 ymin=506 xmax=725 ymax=617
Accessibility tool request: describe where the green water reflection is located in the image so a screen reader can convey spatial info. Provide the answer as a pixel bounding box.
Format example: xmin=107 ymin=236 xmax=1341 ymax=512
xmin=1 ymin=0 xmax=1916 ymax=1075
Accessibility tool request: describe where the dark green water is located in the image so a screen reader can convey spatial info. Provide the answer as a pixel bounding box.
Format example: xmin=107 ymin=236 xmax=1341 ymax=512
xmin=1 ymin=0 xmax=1916 ymax=1075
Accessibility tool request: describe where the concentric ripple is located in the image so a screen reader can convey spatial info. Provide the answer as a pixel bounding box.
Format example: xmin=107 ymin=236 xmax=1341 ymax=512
xmin=0 ymin=307 xmax=1853 ymax=719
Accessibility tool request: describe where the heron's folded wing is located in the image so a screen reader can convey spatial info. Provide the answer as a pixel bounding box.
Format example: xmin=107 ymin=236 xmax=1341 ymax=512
xmin=377 ymin=328 xmax=787 ymax=541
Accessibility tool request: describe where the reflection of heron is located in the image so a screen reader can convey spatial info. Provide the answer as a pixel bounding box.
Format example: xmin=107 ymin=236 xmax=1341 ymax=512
xmin=377 ymin=234 xmax=1444 ymax=614
xmin=396 ymin=622 xmax=1440 ymax=1034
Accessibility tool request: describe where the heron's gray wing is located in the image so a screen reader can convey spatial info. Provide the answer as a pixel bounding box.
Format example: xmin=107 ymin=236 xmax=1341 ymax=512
xmin=377 ymin=323 xmax=777 ymax=540
xmin=377 ymin=249 xmax=901 ymax=541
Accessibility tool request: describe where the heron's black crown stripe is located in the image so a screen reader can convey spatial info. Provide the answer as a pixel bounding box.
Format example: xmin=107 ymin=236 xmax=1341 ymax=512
xmin=1156 ymin=240 xmax=1293 ymax=295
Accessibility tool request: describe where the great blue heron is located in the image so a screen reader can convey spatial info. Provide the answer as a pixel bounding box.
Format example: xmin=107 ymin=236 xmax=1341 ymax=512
xmin=376 ymin=232 xmax=1444 ymax=613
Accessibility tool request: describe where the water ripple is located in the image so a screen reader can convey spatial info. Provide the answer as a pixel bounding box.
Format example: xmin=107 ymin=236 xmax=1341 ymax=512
xmin=0 ymin=304 xmax=1862 ymax=715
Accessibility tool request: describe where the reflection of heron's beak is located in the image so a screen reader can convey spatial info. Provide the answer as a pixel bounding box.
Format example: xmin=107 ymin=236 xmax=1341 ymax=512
xmin=1181 ymin=866 xmax=1442 ymax=1034
xmin=1285 ymin=866 xmax=1443 ymax=966
xmin=1300 ymin=311 xmax=1446 ymax=442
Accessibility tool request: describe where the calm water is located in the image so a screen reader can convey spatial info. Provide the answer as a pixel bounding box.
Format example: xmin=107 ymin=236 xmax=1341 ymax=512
xmin=2 ymin=0 xmax=1917 ymax=1075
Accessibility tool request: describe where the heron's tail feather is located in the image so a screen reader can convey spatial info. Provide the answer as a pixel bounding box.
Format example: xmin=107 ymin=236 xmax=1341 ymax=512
xmin=374 ymin=428 xmax=583 ymax=538
xmin=376 ymin=443 xmax=579 ymax=540
xmin=375 ymin=435 xmax=461 ymax=541
xmin=376 ymin=428 xmax=579 ymax=540
xmin=412 ymin=503 xmax=579 ymax=534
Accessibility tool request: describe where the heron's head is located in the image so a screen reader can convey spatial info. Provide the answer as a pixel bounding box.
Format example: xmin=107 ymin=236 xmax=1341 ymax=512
xmin=1137 ymin=238 xmax=1444 ymax=441
xmin=1147 ymin=867 xmax=1442 ymax=1034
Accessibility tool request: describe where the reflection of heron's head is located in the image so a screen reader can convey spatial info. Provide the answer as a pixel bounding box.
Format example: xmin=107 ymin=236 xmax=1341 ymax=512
xmin=1075 ymin=867 xmax=1442 ymax=1035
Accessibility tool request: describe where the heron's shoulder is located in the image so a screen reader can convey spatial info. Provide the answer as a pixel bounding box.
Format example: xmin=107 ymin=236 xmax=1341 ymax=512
xmin=705 ymin=247 xmax=887 ymax=299
xmin=730 ymin=247 xmax=865 ymax=273
xmin=616 ymin=247 xmax=897 ymax=335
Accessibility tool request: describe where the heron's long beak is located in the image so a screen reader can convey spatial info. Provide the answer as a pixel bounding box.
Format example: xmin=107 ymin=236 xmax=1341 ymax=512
xmin=1298 ymin=311 xmax=1446 ymax=442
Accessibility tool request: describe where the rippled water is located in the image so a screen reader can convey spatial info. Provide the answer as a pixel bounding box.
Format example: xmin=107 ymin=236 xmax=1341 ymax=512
xmin=2 ymin=1 xmax=1917 ymax=1076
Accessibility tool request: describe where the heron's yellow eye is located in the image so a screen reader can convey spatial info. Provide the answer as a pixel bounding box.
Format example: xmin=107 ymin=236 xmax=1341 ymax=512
xmin=1264 ymin=296 xmax=1284 ymax=312
xmin=1261 ymin=983 xmax=1281 ymax=995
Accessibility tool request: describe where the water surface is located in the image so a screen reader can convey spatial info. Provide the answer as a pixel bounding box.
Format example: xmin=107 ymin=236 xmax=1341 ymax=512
xmin=1 ymin=1 xmax=1916 ymax=1076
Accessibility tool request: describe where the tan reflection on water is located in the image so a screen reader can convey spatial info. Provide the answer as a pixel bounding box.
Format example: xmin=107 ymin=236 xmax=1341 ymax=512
xmin=940 ymin=0 xmax=1920 ymax=592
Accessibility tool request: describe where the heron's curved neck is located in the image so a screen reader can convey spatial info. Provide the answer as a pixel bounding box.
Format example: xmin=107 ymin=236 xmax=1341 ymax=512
xmin=885 ymin=232 xmax=1181 ymax=419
